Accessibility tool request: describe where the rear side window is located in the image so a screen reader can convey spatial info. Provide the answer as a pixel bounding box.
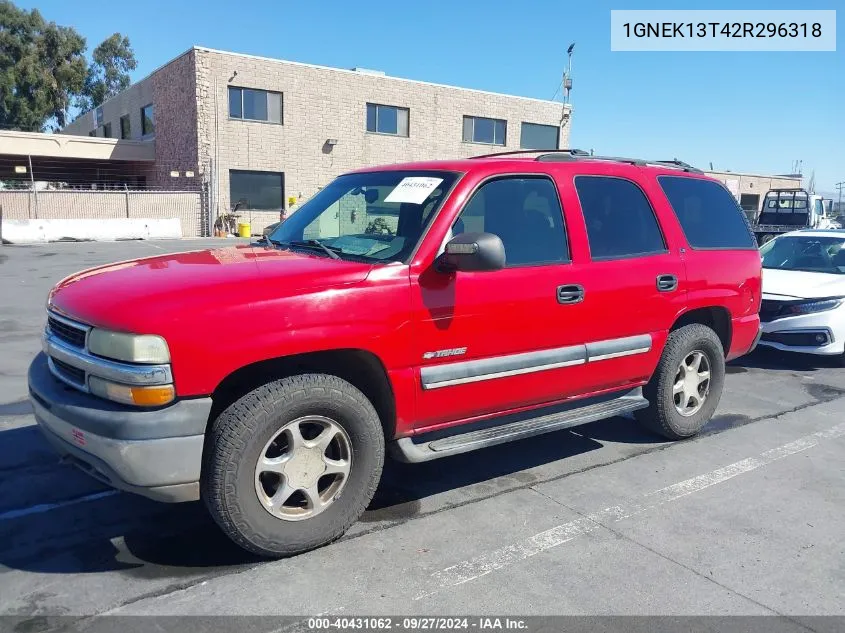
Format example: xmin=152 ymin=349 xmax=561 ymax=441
xmin=659 ymin=176 xmax=756 ymax=249
xmin=575 ymin=176 xmax=666 ymax=259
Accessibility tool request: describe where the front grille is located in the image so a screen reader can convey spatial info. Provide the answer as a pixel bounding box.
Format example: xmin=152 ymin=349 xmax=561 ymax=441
xmin=48 ymin=315 xmax=87 ymax=348
xmin=51 ymin=358 xmax=86 ymax=386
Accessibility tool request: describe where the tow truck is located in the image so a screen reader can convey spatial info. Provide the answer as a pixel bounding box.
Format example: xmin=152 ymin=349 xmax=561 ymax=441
xmin=752 ymin=188 xmax=828 ymax=245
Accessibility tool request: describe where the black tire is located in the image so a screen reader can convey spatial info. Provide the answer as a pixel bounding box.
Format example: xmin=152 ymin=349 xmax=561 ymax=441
xmin=202 ymin=373 xmax=384 ymax=557
xmin=635 ymin=324 xmax=725 ymax=440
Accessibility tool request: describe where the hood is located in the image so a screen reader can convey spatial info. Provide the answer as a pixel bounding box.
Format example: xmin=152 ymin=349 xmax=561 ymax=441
xmin=48 ymin=245 xmax=373 ymax=331
xmin=762 ymin=268 xmax=845 ymax=300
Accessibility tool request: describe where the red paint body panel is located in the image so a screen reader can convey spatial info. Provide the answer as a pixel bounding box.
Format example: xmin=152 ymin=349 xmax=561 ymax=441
xmin=47 ymin=157 xmax=762 ymax=440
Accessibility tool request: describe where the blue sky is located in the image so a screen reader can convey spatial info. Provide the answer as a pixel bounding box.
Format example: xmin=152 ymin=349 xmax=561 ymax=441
xmin=22 ymin=0 xmax=844 ymax=193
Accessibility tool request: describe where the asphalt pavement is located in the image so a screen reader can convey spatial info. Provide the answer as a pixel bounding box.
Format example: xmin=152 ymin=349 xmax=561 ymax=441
xmin=0 ymin=239 xmax=843 ymax=627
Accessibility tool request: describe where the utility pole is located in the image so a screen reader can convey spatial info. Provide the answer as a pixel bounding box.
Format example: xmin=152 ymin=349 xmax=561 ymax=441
xmin=836 ymin=181 xmax=844 ymax=215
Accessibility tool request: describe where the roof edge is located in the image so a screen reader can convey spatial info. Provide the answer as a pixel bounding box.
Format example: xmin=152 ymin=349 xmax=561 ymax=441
xmin=192 ymin=46 xmax=570 ymax=107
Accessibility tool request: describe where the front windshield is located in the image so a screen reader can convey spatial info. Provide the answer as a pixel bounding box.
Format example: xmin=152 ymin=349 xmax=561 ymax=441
xmin=760 ymin=235 xmax=845 ymax=274
xmin=268 ymin=170 xmax=458 ymax=263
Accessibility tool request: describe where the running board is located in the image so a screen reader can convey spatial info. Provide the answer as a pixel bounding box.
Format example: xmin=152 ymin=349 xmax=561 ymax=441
xmin=390 ymin=388 xmax=648 ymax=463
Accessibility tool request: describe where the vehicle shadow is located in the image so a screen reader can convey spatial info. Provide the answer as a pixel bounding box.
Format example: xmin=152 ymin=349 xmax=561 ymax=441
xmin=729 ymin=346 xmax=842 ymax=372
xmin=0 ymin=414 xmax=663 ymax=575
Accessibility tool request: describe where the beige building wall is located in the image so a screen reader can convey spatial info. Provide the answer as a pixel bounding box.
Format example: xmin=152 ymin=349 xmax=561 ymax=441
xmin=194 ymin=47 xmax=571 ymax=229
xmin=63 ymin=75 xmax=155 ymax=142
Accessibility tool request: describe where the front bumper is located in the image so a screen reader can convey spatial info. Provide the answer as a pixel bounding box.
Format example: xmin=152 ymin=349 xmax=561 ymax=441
xmin=758 ymin=310 xmax=845 ymax=356
xmin=28 ymin=352 xmax=212 ymax=502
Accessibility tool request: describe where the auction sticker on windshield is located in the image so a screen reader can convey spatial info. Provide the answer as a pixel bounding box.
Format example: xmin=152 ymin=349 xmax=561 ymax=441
xmin=384 ymin=177 xmax=443 ymax=204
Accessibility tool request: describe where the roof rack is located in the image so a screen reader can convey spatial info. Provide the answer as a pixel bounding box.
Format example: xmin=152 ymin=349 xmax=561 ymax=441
xmin=468 ymin=148 xmax=702 ymax=173
xmin=468 ymin=148 xmax=592 ymax=159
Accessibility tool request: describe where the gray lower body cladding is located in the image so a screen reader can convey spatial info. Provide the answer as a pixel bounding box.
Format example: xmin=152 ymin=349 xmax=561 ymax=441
xmin=420 ymin=334 xmax=652 ymax=390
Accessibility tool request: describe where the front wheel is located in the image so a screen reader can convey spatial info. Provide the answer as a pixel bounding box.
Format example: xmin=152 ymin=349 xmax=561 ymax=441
xmin=202 ymin=374 xmax=384 ymax=557
xmin=636 ymin=324 xmax=726 ymax=440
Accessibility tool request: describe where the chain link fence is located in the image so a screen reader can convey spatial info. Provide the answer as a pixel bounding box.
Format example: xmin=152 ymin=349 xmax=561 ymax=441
xmin=0 ymin=188 xmax=209 ymax=238
xmin=0 ymin=157 xmax=213 ymax=238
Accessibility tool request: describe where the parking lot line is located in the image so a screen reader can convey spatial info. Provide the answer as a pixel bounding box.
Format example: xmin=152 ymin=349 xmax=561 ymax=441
xmin=416 ymin=421 xmax=845 ymax=599
xmin=0 ymin=490 xmax=118 ymax=521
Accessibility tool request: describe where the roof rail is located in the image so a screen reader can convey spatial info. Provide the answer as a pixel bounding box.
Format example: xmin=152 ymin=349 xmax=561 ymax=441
xmin=467 ymin=148 xmax=702 ymax=173
xmin=468 ymin=148 xmax=592 ymax=159
xmin=536 ymin=153 xmax=702 ymax=173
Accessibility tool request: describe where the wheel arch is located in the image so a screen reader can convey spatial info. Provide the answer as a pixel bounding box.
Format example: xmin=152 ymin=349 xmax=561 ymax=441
xmin=207 ymin=348 xmax=397 ymax=439
xmin=670 ymin=306 xmax=732 ymax=355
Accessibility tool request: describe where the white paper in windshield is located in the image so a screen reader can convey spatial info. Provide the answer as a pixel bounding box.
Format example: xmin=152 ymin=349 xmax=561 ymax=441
xmin=384 ymin=177 xmax=443 ymax=204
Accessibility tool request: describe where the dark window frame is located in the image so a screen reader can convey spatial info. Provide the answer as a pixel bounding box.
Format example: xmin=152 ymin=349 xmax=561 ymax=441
xmin=463 ymin=115 xmax=507 ymax=146
xmin=119 ymin=114 xmax=131 ymax=139
xmin=228 ymin=86 xmax=283 ymax=124
xmin=140 ymin=103 xmax=155 ymax=137
xmin=657 ymin=175 xmax=757 ymax=252
xmin=365 ymin=102 xmax=410 ymax=137
xmin=452 ymin=173 xmax=571 ymax=268
xmin=574 ymin=175 xmax=668 ymax=262
xmin=229 ymin=169 xmax=285 ymax=212
xmin=519 ymin=122 xmax=560 ymax=150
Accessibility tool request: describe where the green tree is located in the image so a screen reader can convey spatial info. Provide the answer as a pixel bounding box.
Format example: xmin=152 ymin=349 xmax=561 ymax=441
xmin=0 ymin=0 xmax=87 ymax=130
xmin=80 ymin=33 xmax=137 ymax=110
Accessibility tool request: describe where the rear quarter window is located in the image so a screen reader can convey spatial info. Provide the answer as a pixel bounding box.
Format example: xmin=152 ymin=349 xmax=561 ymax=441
xmin=658 ymin=176 xmax=756 ymax=249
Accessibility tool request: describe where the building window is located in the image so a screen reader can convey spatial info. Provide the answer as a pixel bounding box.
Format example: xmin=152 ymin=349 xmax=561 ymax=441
xmin=101 ymin=122 xmax=112 ymax=138
xmin=230 ymin=170 xmax=284 ymax=211
xmin=575 ymin=176 xmax=666 ymax=260
xmin=463 ymin=116 xmax=506 ymax=146
xmin=228 ymin=87 xmax=282 ymax=124
xmin=141 ymin=104 xmax=155 ymax=136
xmin=366 ymin=103 xmax=409 ymax=136
xmin=120 ymin=114 xmax=131 ymax=139
xmin=520 ymin=122 xmax=559 ymax=150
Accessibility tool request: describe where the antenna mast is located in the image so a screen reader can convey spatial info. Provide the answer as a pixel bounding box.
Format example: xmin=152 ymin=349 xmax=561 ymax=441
xmin=563 ymin=43 xmax=575 ymax=104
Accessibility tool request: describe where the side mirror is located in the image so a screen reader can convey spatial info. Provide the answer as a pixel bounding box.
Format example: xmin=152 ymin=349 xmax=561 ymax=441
xmin=439 ymin=232 xmax=506 ymax=273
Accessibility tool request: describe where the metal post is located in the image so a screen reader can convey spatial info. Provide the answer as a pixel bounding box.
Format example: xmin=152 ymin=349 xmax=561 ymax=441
xmin=124 ymin=184 xmax=130 ymax=218
xmin=0 ymin=204 xmax=4 ymax=245
xmin=28 ymin=155 xmax=37 ymax=219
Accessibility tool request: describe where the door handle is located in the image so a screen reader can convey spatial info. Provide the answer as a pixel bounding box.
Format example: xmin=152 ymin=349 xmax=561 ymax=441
xmin=656 ymin=274 xmax=678 ymax=292
xmin=557 ymin=284 xmax=585 ymax=304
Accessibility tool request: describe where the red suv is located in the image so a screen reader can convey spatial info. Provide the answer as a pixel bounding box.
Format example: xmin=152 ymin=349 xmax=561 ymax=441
xmin=29 ymin=150 xmax=762 ymax=557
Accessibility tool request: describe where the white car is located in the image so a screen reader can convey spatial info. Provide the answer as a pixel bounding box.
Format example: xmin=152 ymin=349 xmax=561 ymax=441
xmin=759 ymin=229 xmax=845 ymax=364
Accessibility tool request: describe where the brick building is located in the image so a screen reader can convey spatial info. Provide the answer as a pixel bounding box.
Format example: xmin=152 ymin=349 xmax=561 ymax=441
xmin=62 ymin=46 xmax=573 ymax=234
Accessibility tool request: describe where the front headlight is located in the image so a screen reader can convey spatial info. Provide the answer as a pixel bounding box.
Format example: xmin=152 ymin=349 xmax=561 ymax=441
xmin=784 ymin=298 xmax=843 ymax=316
xmin=88 ymin=329 xmax=171 ymax=364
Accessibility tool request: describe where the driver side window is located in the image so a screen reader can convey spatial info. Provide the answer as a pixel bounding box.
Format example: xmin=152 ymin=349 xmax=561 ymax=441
xmin=450 ymin=176 xmax=569 ymax=267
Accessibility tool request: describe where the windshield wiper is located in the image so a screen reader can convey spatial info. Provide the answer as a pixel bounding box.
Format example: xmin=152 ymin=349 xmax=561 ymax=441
xmin=283 ymin=239 xmax=341 ymax=260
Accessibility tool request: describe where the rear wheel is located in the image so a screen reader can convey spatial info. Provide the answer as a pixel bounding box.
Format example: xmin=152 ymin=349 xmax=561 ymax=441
xmin=636 ymin=324 xmax=725 ymax=440
xmin=202 ymin=373 xmax=384 ymax=557
xmin=759 ymin=233 xmax=775 ymax=245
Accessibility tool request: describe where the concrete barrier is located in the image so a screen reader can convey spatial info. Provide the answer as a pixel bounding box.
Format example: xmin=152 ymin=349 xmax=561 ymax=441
xmin=1 ymin=218 xmax=183 ymax=244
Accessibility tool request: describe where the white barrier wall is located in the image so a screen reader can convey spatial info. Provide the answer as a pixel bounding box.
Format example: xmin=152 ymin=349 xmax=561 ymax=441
xmin=1 ymin=218 xmax=182 ymax=244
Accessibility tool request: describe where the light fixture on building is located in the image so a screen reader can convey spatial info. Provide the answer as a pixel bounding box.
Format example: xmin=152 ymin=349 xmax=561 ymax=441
xmin=170 ymin=170 xmax=180 ymax=177
xmin=326 ymin=138 xmax=338 ymax=146
xmin=14 ymin=165 xmax=27 ymax=174
xmin=185 ymin=170 xmax=195 ymax=177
